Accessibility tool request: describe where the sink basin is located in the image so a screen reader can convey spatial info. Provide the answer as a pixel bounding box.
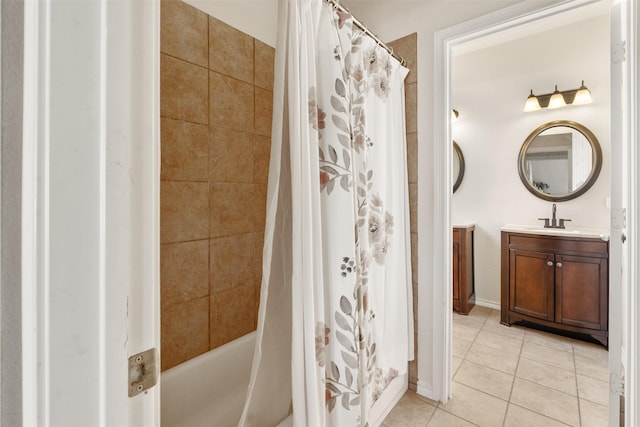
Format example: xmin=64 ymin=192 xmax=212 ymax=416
xmin=524 ymin=227 xmax=581 ymax=234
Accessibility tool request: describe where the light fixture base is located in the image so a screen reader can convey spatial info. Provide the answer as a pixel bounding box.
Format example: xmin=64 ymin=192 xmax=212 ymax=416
xmin=523 ymin=82 xmax=593 ymax=112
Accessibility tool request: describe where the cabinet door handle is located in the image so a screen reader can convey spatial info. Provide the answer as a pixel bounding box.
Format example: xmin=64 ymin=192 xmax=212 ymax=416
xmin=547 ymin=261 xmax=553 ymax=266
xmin=556 ymin=262 xmax=563 ymax=268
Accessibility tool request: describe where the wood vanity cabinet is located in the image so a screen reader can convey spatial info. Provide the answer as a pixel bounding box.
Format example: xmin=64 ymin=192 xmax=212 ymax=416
xmin=501 ymin=231 xmax=608 ymax=346
xmin=453 ymin=225 xmax=475 ymax=315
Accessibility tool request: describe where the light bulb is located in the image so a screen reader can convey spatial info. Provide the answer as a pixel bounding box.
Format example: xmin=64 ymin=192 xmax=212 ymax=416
xmin=523 ymin=90 xmax=541 ymax=112
xmin=573 ymin=80 xmax=593 ymax=105
xmin=547 ymin=85 xmax=566 ymax=109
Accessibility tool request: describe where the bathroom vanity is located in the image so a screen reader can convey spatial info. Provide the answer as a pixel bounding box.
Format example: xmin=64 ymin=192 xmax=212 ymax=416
xmin=500 ymin=225 xmax=609 ymax=346
xmin=453 ymin=225 xmax=475 ymax=315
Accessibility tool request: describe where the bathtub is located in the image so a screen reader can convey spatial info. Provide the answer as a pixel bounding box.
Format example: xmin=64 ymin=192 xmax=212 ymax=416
xmin=161 ymin=332 xmax=256 ymax=427
xmin=161 ymin=331 xmax=405 ymax=427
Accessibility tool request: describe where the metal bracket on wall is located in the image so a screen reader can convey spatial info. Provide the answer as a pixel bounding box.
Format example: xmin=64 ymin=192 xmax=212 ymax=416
xmin=128 ymin=348 xmax=159 ymax=397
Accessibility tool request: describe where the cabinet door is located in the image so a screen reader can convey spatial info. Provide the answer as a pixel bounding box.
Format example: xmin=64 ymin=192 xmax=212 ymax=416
xmin=555 ymin=255 xmax=608 ymax=331
xmin=509 ymin=249 xmax=555 ymax=321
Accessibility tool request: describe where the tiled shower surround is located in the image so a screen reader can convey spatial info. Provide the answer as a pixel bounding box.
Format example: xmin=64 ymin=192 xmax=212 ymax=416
xmin=160 ymin=0 xmax=274 ymax=370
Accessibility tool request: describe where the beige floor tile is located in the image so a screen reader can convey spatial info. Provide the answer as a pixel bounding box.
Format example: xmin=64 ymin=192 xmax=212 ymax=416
xmin=454 ymin=360 xmax=514 ymax=400
xmin=383 ymin=307 xmax=612 ymax=427
xmin=452 ymin=356 xmax=463 ymax=376
xmin=440 ymin=382 xmax=508 ymax=427
xmin=516 ymin=357 xmax=577 ymax=396
xmin=453 ymin=313 xmax=486 ymax=330
xmin=453 ymin=338 xmax=473 ymax=359
xmin=572 ymin=341 xmax=609 ymax=368
xmin=579 ymin=399 xmax=609 ymax=427
xmin=427 ymin=408 xmax=477 ymax=426
xmin=510 ymin=378 xmax=580 ymax=426
xmin=412 ymin=391 xmax=441 ymax=407
xmin=467 ymin=305 xmax=492 ymax=319
xmin=504 ymin=404 xmax=570 ymax=427
xmin=521 ymin=341 xmax=575 ymax=371
xmin=453 ymin=323 xmax=481 ymax=342
xmin=481 ymin=320 xmax=526 ymax=340
xmin=577 ymin=374 xmax=609 ymax=407
xmin=487 ymin=309 xmax=501 ymax=322
xmin=465 ymin=342 xmax=519 ymax=375
xmin=572 ymin=340 xmax=608 ymax=361
xmin=524 ymin=329 xmax=575 ymax=352
xmin=475 ymin=330 xmax=523 ymax=356
xmin=382 ymin=391 xmax=436 ymax=427
xmin=574 ymin=353 xmax=609 ymax=382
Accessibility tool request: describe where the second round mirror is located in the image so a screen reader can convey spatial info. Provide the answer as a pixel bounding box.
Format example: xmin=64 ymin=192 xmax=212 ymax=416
xmin=453 ymin=141 xmax=465 ymax=193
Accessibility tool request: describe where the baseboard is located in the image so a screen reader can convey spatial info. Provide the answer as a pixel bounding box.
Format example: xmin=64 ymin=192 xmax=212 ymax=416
xmin=474 ymin=298 xmax=500 ymax=310
xmin=416 ymin=380 xmax=435 ymax=400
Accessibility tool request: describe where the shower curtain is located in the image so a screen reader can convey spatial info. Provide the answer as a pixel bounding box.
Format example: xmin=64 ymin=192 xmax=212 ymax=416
xmin=240 ymin=1 xmax=413 ymax=426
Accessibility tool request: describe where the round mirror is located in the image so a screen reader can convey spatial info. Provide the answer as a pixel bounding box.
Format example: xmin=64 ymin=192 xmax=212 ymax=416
xmin=518 ymin=120 xmax=602 ymax=202
xmin=453 ymin=141 xmax=465 ymax=193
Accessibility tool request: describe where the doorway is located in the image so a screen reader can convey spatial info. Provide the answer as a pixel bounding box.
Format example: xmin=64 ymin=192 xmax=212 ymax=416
xmin=435 ymin=0 xmax=634 ymax=425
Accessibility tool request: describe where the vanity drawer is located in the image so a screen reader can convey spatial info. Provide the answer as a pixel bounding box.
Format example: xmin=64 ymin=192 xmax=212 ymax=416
xmin=506 ymin=233 xmax=608 ymax=257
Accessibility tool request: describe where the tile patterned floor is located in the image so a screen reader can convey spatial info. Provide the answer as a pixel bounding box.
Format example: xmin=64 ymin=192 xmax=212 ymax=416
xmin=382 ymin=306 xmax=609 ymax=427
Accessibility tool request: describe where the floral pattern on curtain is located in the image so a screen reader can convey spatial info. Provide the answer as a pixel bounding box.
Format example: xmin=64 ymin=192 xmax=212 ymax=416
xmin=307 ymin=4 xmax=410 ymax=425
xmin=239 ymin=1 xmax=412 ymax=426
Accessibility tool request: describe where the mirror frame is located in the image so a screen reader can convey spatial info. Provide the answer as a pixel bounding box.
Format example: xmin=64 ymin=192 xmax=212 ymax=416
xmin=517 ymin=120 xmax=602 ymax=202
xmin=453 ymin=141 xmax=465 ymax=193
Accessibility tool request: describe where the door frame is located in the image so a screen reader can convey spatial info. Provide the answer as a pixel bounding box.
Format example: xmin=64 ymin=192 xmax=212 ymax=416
xmin=432 ymin=1 xmax=638 ymax=423
xmin=21 ymin=0 xmax=160 ymax=425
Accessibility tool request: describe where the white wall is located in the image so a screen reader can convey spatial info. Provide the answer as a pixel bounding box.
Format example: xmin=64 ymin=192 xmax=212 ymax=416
xmin=451 ymin=14 xmax=611 ymax=306
xmin=183 ymin=0 xmax=278 ymax=46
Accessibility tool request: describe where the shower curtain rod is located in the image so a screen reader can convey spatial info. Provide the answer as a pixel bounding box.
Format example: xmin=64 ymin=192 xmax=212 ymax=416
xmin=325 ymin=0 xmax=407 ymax=67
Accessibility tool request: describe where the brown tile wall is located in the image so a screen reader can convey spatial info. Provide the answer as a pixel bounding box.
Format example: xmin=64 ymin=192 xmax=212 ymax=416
xmin=387 ymin=33 xmax=418 ymax=391
xmin=160 ymin=0 xmax=274 ymax=371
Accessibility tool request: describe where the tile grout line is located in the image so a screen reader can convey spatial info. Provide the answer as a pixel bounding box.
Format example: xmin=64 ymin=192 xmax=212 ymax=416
xmin=431 ymin=405 xmax=482 ymax=427
xmin=572 ymin=344 xmax=583 ymax=426
xmin=501 ymin=316 xmax=524 ymax=427
xmin=507 ymin=402 xmax=576 ymax=427
xmin=447 ymin=309 xmax=496 ymax=427
xmin=508 ymin=376 xmax=585 ymax=425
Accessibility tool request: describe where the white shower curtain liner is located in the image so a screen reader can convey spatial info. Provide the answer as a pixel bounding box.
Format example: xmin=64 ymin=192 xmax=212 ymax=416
xmin=239 ymin=1 xmax=413 ymax=426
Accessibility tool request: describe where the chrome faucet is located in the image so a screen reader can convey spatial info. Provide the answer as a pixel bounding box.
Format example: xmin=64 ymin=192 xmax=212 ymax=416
xmin=538 ymin=203 xmax=571 ymax=229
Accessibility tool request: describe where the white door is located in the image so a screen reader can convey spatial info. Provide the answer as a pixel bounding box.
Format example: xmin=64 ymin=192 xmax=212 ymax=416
xmin=608 ymin=2 xmax=626 ymax=425
xmin=610 ymin=1 xmax=639 ymax=425
xmin=21 ymin=0 xmax=161 ymax=425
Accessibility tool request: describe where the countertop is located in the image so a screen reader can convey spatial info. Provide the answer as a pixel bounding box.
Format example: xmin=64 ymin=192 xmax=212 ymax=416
xmin=501 ymin=224 xmax=610 ymax=241
xmin=453 ymin=223 xmax=475 ymax=229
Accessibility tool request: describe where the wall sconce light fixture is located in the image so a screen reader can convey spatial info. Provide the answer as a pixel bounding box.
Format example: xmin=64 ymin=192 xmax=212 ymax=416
xmin=523 ymin=81 xmax=593 ymax=112
xmin=451 ymin=109 xmax=459 ymax=122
